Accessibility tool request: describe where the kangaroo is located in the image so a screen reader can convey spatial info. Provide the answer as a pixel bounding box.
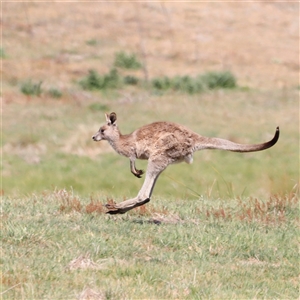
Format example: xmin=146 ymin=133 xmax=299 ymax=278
xmin=92 ymin=112 xmax=279 ymax=214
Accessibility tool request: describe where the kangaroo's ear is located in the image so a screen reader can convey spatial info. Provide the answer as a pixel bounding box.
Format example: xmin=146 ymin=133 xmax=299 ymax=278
xmin=105 ymin=112 xmax=117 ymax=125
xmin=105 ymin=113 xmax=110 ymax=124
xmin=109 ymin=112 xmax=117 ymax=125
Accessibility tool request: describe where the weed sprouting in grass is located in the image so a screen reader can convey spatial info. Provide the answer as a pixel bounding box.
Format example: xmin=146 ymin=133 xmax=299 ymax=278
xmin=114 ymin=51 xmax=143 ymax=69
xmin=20 ymin=80 xmax=43 ymax=96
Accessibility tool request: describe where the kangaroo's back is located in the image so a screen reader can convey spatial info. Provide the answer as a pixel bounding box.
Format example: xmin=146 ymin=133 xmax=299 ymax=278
xmin=133 ymin=121 xmax=199 ymax=159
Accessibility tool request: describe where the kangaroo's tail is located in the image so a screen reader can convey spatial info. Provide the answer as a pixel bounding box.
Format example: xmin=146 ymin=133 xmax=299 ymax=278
xmin=195 ymin=127 xmax=279 ymax=153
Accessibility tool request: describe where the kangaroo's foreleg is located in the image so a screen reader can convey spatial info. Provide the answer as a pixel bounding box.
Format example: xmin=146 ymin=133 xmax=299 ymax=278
xmin=130 ymin=159 xmax=144 ymax=178
xmin=106 ymin=159 xmax=168 ymax=214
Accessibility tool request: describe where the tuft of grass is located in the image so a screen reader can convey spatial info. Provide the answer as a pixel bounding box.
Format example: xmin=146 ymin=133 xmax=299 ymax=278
xmin=151 ymin=71 xmax=235 ymax=94
xmin=200 ymin=71 xmax=236 ymax=89
xmin=114 ymin=51 xmax=142 ymax=69
xmin=123 ymin=75 xmax=139 ymax=86
xmin=152 ymin=76 xmax=172 ymax=91
xmin=20 ymin=80 xmax=43 ymax=96
xmin=47 ymin=87 xmax=62 ymax=99
xmin=86 ymin=39 xmax=99 ymax=46
xmin=151 ymin=75 xmax=204 ymax=94
xmin=79 ymin=68 xmax=121 ymax=90
xmin=172 ymin=75 xmax=204 ymax=94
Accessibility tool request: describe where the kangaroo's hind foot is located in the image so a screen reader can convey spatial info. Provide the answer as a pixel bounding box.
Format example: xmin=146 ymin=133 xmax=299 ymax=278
xmin=105 ymin=198 xmax=150 ymax=214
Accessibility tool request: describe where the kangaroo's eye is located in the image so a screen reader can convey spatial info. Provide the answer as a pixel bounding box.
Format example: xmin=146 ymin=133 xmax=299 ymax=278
xmin=101 ymin=129 xmax=105 ymax=133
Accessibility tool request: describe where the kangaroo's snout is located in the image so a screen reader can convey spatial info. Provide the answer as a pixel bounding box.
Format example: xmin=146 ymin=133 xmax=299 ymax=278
xmin=92 ymin=134 xmax=101 ymax=141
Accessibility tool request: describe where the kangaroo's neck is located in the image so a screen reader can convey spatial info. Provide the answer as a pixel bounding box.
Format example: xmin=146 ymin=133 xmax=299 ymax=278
xmin=107 ymin=131 xmax=134 ymax=157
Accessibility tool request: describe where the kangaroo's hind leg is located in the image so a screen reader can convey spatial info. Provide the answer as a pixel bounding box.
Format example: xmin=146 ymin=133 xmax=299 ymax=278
xmin=106 ymin=158 xmax=169 ymax=214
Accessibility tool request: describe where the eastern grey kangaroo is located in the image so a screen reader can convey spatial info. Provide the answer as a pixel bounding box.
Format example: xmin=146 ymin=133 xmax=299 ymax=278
xmin=92 ymin=112 xmax=279 ymax=214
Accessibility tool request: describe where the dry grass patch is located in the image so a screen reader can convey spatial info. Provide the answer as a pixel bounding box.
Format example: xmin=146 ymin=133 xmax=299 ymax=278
xmin=237 ymin=257 xmax=281 ymax=268
xmin=85 ymin=200 xmax=105 ymax=214
xmin=202 ymin=191 xmax=298 ymax=225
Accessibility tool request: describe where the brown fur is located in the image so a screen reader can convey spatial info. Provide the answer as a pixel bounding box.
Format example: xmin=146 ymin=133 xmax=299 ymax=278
xmin=92 ymin=112 xmax=279 ymax=214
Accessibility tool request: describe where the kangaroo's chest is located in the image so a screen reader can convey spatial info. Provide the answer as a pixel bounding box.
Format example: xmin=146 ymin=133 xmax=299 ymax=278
xmin=135 ymin=144 xmax=150 ymax=160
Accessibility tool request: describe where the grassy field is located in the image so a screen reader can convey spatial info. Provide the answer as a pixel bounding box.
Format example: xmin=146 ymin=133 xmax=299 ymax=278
xmin=1 ymin=190 xmax=299 ymax=299
xmin=2 ymin=2 xmax=299 ymax=299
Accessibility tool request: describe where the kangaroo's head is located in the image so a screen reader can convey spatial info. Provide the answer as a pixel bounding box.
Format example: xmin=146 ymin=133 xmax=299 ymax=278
xmin=92 ymin=112 xmax=119 ymax=142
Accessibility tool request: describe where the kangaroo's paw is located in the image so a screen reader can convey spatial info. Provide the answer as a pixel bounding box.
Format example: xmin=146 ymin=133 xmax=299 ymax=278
xmin=105 ymin=198 xmax=150 ymax=214
xmin=132 ymin=169 xmax=144 ymax=178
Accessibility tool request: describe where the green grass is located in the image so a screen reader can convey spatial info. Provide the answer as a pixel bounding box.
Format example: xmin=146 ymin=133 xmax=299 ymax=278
xmin=2 ymin=3 xmax=299 ymax=298
xmin=151 ymin=71 xmax=236 ymax=94
xmin=1 ymin=191 xmax=298 ymax=299
xmin=2 ymin=88 xmax=298 ymax=199
xmin=2 ymin=87 xmax=299 ymax=299
xmin=2 ymin=61 xmax=299 ymax=300
xmin=20 ymin=80 xmax=43 ymax=96
xmin=47 ymin=87 xmax=63 ymax=99
xmin=79 ymin=66 xmax=236 ymax=94
xmin=114 ymin=51 xmax=143 ymax=70
xmin=79 ymin=69 xmax=122 ymax=91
